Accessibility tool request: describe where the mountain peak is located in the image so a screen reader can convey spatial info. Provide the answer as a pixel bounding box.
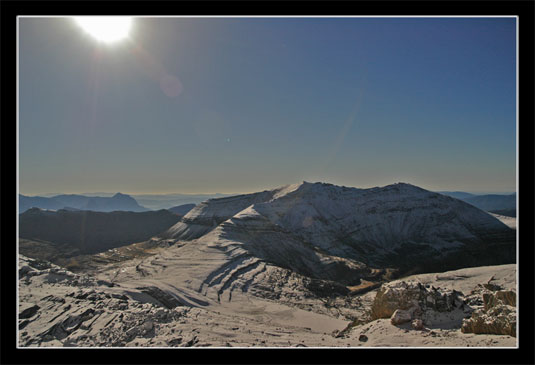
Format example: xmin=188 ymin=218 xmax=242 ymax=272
xmin=380 ymin=182 xmax=426 ymax=192
xmin=111 ymin=193 xmax=138 ymax=202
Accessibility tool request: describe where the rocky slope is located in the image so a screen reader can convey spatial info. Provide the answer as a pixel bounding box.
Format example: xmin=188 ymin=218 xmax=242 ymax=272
xmin=18 ymin=254 xmax=516 ymax=347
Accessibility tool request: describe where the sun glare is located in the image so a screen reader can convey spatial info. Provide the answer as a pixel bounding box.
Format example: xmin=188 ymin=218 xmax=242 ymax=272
xmin=74 ymin=16 xmax=132 ymax=43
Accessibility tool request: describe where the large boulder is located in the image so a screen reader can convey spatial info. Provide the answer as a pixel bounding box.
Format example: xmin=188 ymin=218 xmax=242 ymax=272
xmin=371 ymin=281 xmax=463 ymax=320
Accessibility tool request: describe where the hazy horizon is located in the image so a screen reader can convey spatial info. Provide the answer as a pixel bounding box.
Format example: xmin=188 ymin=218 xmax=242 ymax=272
xmin=19 ymin=180 xmax=517 ymax=198
xmin=19 ymin=17 xmax=516 ymax=196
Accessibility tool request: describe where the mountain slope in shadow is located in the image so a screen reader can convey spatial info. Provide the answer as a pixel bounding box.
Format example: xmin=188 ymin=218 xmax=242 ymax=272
xmin=19 ymin=208 xmax=180 ymax=255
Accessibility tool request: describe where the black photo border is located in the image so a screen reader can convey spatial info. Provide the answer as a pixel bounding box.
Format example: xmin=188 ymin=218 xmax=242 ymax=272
xmin=1 ymin=1 xmax=534 ymax=364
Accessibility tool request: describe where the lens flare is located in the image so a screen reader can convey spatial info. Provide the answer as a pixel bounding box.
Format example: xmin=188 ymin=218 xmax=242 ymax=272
xmin=74 ymin=16 xmax=132 ymax=43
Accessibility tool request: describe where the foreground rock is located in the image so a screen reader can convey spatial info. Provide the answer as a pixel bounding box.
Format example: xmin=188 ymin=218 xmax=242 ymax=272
xmin=345 ymin=264 xmax=517 ymax=346
xmin=462 ymin=288 xmax=516 ymax=337
xmin=369 ymin=269 xmax=517 ymax=339
xmin=371 ymin=281 xmax=464 ymax=321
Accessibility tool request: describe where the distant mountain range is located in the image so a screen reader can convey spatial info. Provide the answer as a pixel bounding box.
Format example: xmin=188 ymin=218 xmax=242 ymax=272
xmin=19 ymin=193 xmax=148 ymax=213
xmin=438 ymin=192 xmax=516 ymax=216
xmin=19 ymin=208 xmax=181 ymax=255
xmin=131 ymin=193 xmax=233 ymax=210
xmin=19 ymin=189 xmax=517 ymax=218
xmin=438 ymin=191 xmax=478 ymax=200
xmin=34 ymin=192 xmax=235 ymax=210
xmin=462 ymin=194 xmax=516 ymax=212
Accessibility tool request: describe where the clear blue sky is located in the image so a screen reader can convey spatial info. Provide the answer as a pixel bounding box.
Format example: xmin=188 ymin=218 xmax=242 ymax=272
xmin=19 ymin=17 xmax=516 ymax=195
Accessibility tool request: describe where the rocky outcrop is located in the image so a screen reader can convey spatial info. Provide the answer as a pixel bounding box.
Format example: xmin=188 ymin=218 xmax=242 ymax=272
xmin=483 ymin=290 xmax=516 ymax=309
xmin=18 ymin=255 xmax=197 ymax=347
xmin=369 ymin=277 xmax=518 ymax=338
xmin=461 ymin=305 xmax=516 ymax=337
xmin=371 ymin=281 xmax=463 ymax=320
xmin=19 ymin=304 xmax=40 ymax=319
xmin=137 ymin=286 xmax=184 ymax=309
xmin=461 ymin=289 xmax=516 ymax=337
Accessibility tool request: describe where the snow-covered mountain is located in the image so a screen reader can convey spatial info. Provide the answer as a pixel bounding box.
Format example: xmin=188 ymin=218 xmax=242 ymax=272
xmin=161 ymin=182 xmax=515 ymax=282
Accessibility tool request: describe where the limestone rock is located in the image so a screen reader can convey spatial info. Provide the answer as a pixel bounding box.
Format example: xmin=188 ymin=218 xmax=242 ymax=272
xmin=411 ymin=319 xmax=424 ymax=330
xmin=483 ymin=290 xmax=516 ymax=310
xmin=19 ymin=304 xmax=40 ymax=319
xmin=390 ymin=308 xmax=413 ymax=325
xmin=371 ymin=282 xmax=422 ymax=319
xmin=19 ymin=265 xmax=37 ymax=278
xmin=371 ymin=281 xmax=463 ymax=320
xmin=462 ymin=289 xmax=517 ymax=337
xmin=143 ymin=320 xmax=154 ymax=331
xmin=125 ymin=326 xmax=140 ymax=338
xmin=461 ymin=304 xmax=516 ymax=337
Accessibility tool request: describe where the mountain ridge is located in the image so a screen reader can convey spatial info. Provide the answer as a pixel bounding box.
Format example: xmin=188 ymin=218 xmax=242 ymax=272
xmin=19 ymin=193 xmax=148 ymax=213
xmin=161 ymin=181 xmax=515 ymax=283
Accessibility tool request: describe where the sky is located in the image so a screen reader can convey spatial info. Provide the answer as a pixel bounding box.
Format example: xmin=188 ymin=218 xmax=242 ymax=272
xmin=18 ymin=17 xmax=517 ymax=195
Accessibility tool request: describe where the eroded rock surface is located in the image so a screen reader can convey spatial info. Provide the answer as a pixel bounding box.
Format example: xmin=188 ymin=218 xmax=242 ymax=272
xmin=371 ymin=281 xmax=463 ymax=320
xmin=461 ymin=287 xmax=516 ymax=337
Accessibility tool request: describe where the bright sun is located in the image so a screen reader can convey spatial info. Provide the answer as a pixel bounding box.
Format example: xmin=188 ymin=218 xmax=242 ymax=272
xmin=74 ymin=16 xmax=132 ymax=43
